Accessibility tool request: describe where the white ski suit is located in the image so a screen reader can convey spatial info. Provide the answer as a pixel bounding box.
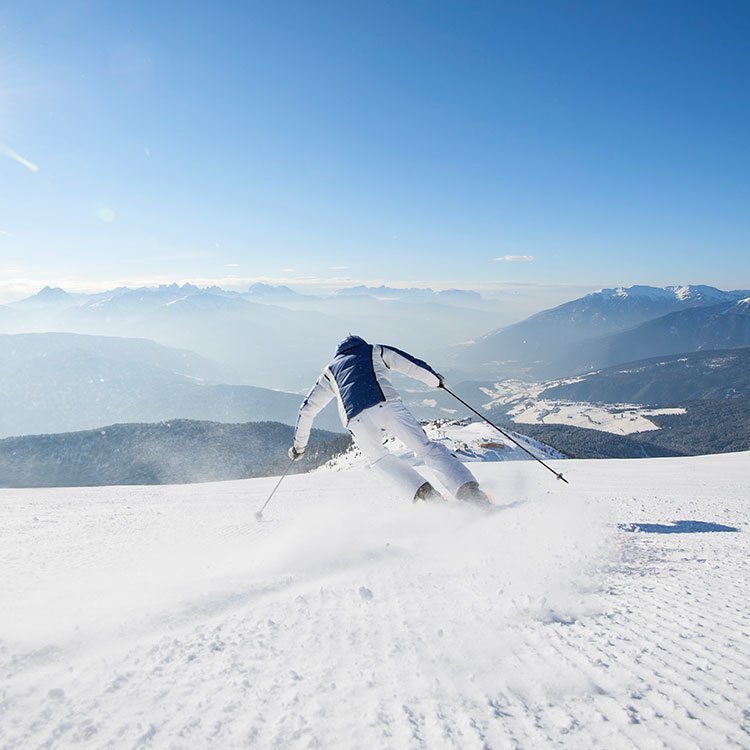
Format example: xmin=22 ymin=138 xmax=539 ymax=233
xmin=293 ymin=335 xmax=476 ymax=499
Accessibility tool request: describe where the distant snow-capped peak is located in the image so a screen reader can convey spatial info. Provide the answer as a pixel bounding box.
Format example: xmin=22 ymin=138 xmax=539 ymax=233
xmin=669 ymin=285 xmax=728 ymax=301
xmin=594 ymin=286 xmax=675 ymax=301
xmin=10 ymin=285 xmax=76 ymax=309
xmin=332 ymin=285 xmax=483 ymax=303
xmin=246 ymin=283 xmax=298 ymax=296
xmin=592 ymin=285 xmax=736 ymax=304
xmin=35 ymin=285 xmax=72 ymax=299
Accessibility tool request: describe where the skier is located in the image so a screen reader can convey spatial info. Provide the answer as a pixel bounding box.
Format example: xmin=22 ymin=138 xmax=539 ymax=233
xmin=289 ymin=335 xmax=490 ymax=504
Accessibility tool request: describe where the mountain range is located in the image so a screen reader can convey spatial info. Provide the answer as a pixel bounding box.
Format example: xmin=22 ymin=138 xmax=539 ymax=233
xmin=1 ymin=283 xmax=501 ymax=389
xmin=330 ymin=285 xmax=484 ymax=305
xmin=12 ymin=281 xmax=749 ymax=390
xmin=3 ymin=282 xmax=749 ymax=445
xmin=561 ymin=299 xmax=750 ymax=374
xmin=541 ymin=346 xmax=750 ymax=405
xmin=0 ymin=333 xmax=342 ymax=438
xmin=451 ymin=285 xmax=750 ymax=380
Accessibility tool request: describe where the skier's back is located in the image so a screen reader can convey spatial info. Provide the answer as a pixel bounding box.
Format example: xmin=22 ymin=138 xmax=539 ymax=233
xmin=290 ymin=335 xmax=489 ymax=504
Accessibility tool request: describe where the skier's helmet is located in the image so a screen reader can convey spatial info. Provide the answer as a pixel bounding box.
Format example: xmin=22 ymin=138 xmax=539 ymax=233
xmin=335 ymin=334 xmax=368 ymax=355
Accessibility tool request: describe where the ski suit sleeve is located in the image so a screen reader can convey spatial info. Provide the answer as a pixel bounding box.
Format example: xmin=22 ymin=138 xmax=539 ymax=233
xmin=293 ymin=370 xmax=336 ymax=451
xmin=379 ymin=345 xmax=443 ymax=388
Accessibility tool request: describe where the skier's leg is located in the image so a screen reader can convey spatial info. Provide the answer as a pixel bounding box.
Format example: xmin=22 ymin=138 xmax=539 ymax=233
xmin=348 ymin=407 xmax=427 ymax=499
xmin=381 ymin=400 xmax=476 ymax=495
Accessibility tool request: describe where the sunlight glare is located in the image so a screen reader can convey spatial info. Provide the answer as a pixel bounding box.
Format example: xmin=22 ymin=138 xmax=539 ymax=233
xmin=0 ymin=141 xmax=39 ymax=172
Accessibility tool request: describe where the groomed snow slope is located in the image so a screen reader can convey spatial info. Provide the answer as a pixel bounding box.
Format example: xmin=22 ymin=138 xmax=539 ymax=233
xmin=1 ymin=453 xmax=749 ymax=749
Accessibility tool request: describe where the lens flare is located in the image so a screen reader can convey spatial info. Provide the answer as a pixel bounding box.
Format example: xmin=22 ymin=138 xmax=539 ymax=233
xmin=97 ymin=207 xmax=116 ymax=223
xmin=0 ymin=141 xmax=38 ymax=172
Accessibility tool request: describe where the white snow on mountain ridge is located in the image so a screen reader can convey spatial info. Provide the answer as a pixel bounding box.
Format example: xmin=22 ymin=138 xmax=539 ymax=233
xmin=593 ymin=284 xmax=750 ymax=304
xmin=607 ymin=285 xmax=676 ymax=300
xmin=671 ymin=284 xmax=736 ymax=301
xmin=1 ymin=452 xmax=748 ymax=748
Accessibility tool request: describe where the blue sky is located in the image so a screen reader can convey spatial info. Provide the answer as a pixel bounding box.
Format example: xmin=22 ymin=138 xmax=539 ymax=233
xmin=0 ymin=0 xmax=748 ymax=301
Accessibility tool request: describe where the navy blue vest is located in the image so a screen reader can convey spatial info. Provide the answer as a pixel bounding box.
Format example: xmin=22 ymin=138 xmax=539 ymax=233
xmin=329 ymin=336 xmax=386 ymax=420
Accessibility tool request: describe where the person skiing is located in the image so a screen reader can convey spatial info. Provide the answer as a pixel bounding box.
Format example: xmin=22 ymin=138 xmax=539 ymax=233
xmin=289 ymin=334 xmax=490 ymax=504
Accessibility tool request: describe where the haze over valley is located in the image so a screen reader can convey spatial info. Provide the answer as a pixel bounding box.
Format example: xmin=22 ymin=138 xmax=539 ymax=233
xmin=1 ymin=281 xmax=748 ymax=482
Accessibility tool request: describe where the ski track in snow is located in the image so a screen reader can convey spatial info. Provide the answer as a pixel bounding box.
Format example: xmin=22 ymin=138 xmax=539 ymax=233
xmin=1 ymin=454 xmax=749 ymax=749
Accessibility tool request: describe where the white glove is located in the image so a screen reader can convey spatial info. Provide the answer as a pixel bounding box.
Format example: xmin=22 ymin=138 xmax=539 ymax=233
xmin=288 ymin=446 xmax=305 ymax=461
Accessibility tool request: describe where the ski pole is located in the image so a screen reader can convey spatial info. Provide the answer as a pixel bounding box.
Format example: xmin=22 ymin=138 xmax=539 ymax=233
xmin=255 ymin=458 xmax=295 ymax=520
xmin=439 ymin=384 xmax=569 ymax=484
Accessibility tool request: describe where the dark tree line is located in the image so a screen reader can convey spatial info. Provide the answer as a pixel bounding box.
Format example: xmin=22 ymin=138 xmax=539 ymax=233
xmin=0 ymin=420 xmax=352 ymax=488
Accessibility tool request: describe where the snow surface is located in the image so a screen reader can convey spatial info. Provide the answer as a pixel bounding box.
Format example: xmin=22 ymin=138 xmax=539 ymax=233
xmin=320 ymin=419 xmax=565 ymax=473
xmin=1 ymin=452 xmax=749 ymax=748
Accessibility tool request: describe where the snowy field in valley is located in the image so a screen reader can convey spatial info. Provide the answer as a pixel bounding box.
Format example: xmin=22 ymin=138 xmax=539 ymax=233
xmin=479 ymin=380 xmax=687 ymax=436
xmin=1 ymin=452 xmax=749 ymax=749
xmin=506 ymin=400 xmax=687 ymax=435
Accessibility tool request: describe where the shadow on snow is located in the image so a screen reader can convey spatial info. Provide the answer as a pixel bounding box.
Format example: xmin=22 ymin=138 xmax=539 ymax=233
xmin=619 ymin=520 xmax=739 ymax=534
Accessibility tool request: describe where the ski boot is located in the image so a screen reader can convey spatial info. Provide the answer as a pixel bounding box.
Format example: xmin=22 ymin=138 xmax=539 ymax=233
xmin=456 ymin=480 xmax=492 ymax=507
xmin=414 ymin=481 xmax=445 ymax=503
